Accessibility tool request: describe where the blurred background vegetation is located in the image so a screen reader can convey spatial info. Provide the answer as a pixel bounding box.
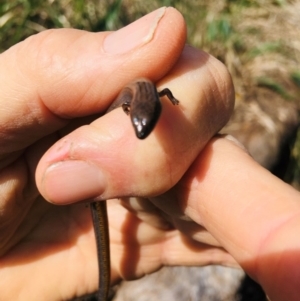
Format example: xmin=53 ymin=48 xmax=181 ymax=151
xmin=0 ymin=0 xmax=299 ymax=186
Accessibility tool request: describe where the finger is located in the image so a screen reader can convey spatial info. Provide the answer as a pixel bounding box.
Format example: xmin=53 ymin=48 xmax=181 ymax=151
xmin=0 ymin=7 xmax=186 ymax=160
xmin=118 ymin=196 xmax=221 ymax=246
xmin=108 ymin=199 xmax=238 ymax=280
xmin=179 ymin=136 xmax=300 ymax=301
xmin=36 ymin=46 xmax=234 ymax=204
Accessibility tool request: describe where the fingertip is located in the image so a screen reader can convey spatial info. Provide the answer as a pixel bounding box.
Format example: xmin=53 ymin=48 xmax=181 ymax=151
xmin=40 ymin=160 xmax=107 ymax=204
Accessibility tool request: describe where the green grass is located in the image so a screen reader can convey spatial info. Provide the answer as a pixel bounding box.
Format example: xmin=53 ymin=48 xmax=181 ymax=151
xmin=257 ymin=77 xmax=294 ymax=100
xmin=291 ymin=71 xmax=300 ymax=88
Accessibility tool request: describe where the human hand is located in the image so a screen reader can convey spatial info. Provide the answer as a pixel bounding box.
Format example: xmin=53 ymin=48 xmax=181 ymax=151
xmin=187 ymin=136 xmax=300 ymax=301
xmin=0 ymin=7 xmax=235 ymax=301
xmin=34 ymin=28 xmax=235 ymax=301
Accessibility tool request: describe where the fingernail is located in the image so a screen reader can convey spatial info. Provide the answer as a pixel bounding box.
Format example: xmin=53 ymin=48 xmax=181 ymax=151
xmin=103 ymin=7 xmax=166 ymax=54
xmin=43 ymin=161 xmax=106 ymax=204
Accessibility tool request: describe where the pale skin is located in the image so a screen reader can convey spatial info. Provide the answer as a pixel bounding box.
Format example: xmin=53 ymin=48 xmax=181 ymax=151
xmin=0 ymin=7 xmax=299 ymax=301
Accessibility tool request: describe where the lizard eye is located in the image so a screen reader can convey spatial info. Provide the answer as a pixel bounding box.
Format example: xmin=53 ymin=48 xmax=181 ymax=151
xmin=122 ymin=103 xmax=131 ymax=115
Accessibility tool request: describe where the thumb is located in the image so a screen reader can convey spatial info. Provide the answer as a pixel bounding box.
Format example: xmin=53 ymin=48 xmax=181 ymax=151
xmin=0 ymin=7 xmax=186 ymax=159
